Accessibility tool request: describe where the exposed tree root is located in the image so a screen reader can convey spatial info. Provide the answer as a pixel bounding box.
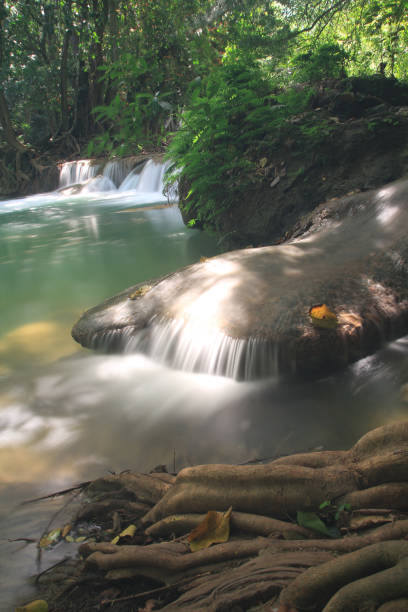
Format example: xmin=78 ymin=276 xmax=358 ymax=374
xmin=145 ymin=511 xmax=316 ymax=540
xmin=377 ymin=600 xmax=408 ymax=612
xmin=80 ymin=520 xmax=408 ymax=583
xmin=279 ymin=541 xmax=408 ymax=612
xmin=39 ymin=422 xmax=408 ymax=611
xmin=143 ymin=422 xmax=408 ymax=524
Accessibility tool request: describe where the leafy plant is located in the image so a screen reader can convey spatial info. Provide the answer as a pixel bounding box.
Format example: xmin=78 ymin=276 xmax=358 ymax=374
xmin=167 ymin=55 xmax=279 ymax=228
xmin=296 ymin=500 xmax=351 ymax=538
xmin=291 ymin=43 xmax=349 ymax=83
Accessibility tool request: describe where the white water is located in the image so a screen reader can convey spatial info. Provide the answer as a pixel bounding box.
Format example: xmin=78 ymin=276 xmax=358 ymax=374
xmin=57 ymin=157 xmax=174 ymax=205
xmin=59 ymin=159 xmax=101 ymax=187
xmin=94 ymin=318 xmax=279 ymax=380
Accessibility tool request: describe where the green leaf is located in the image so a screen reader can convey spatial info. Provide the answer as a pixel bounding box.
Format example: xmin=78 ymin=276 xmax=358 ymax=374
xmin=297 ymin=511 xmax=337 ymax=538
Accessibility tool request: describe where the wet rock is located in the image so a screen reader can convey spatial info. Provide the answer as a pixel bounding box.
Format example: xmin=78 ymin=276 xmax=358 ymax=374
xmin=72 ymin=178 xmax=408 ymax=380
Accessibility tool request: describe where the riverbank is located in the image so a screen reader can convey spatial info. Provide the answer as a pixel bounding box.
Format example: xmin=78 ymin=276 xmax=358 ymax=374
xmin=178 ymin=76 xmax=408 ymax=248
xmin=26 ymin=421 xmax=408 ymax=612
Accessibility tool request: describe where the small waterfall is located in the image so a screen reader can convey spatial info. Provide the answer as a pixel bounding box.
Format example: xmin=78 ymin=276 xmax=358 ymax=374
xmin=103 ymin=158 xmax=140 ymax=188
xmin=59 ymin=160 xmax=102 ymax=188
xmin=119 ymin=159 xmax=168 ymax=193
xmin=90 ymin=318 xmax=279 ymax=381
xmin=57 ymin=157 xmax=174 ymax=199
xmin=81 ymin=176 xmax=116 ymax=193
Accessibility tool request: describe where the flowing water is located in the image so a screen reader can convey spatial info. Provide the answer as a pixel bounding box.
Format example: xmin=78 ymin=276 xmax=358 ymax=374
xmin=0 ymin=160 xmax=407 ymax=609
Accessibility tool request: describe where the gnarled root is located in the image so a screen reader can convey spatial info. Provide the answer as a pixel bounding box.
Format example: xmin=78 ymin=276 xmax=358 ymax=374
xmin=145 ymin=510 xmax=315 ymax=540
xmin=79 ymin=520 xmax=408 ymax=585
xmin=143 ymin=422 xmax=408 ymax=524
xmin=279 ymin=541 xmax=408 ymax=612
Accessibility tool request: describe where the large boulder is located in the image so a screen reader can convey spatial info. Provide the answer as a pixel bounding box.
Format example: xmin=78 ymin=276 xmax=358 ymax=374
xmin=72 ymin=178 xmax=408 ymax=379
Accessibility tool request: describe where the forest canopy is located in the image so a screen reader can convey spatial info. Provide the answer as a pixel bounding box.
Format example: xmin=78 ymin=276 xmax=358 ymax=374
xmin=0 ymin=0 xmax=407 ymax=193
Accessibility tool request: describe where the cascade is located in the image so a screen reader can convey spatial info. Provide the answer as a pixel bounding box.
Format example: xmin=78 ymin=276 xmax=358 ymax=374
xmin=118 ymin=159 xmax=168 ymax=192
xmin=102 ymin=158 xmax=139 ymax=187
xmin=81 ymin=175 xmax=116 ymax=193
xmin=59 ymin=159 xmax=102 ymax=188
xmin=57 ymin=157 xmax=174 ymax=200
xmin=90 ymin=318 xmax=279 ymax=381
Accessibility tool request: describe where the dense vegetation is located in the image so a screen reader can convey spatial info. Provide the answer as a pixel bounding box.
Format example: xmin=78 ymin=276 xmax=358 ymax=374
xmin=1 ymin=0 xmax=407 ymax=198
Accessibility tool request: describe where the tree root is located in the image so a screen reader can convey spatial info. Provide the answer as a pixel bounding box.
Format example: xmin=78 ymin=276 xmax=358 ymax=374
xmin=79 ymin=519 xmax=408 ymax=584
xmin=86 ymin=471 xmax=174 ymax=507
xmin=143 ymin=422 xmax=408 ymax=524
xmin=377 ymin=600 xmax=408 ymax=612
xmin=38 ymin=422 xmax=408 ymax=612
xmin=279 ymin=541 xmax=408 ymax=612
xmin=158 ymin=551 xmax=334 ymax=611
xmin=145 ymin=511 xmax=316 ymax=540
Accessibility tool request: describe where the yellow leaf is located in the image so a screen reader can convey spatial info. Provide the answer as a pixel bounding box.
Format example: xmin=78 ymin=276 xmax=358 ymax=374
xmin=39 ymin=528 xmax=61 ymax=548
xmin=188 ymin=507 xmax=232 ymax=552
xmin=61 ymin=523 xmax=71 ymax=538
xmin=128 ymin=285 xmax=151 ymax=300
xmin=15 ymin=600 xmax=48 ymax=612
xmin=309 ymin=304 xmax=338 ymax=329
xmin=111 ymin=524 xmax=136 ymax=544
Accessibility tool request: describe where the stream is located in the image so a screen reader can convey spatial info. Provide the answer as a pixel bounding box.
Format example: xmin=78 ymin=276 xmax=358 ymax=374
xmin=0 ymin=161 xmax=407 ymax=610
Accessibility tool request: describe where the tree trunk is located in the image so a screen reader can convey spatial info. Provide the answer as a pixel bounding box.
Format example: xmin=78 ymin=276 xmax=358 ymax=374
xmin=0 ymin=88 xmax=27 ymax=153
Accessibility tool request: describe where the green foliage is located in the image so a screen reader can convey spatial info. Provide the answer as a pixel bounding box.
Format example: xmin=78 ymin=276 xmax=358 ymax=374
xmin=296 ymin=500 xmax=352 ymax=538
xmin=167 ymin=55 xmax=279 ymax=226
xmin=296 ymin=510 xmax=337 ymax=538
xmin=291 ymin=43 xmax=349 ymax=82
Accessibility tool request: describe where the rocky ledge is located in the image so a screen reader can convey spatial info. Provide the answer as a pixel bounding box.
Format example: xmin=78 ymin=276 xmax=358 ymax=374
xmin=72 ymin=177 xmax=408 ymax=380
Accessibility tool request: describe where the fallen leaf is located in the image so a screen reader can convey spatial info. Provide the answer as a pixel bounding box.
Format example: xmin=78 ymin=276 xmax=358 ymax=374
xmin=128 ymin=285 xmax=151 ymax=300
xmin=39 ymin=528 xmax=61 ymax=548
xmin=309 ymin=304 xmax=338 ymax=329
xmin=15 ymin=600 xmax=48 ymax=612
xmin=188 ymin=507 xmax=232 ymax=552
xmin=61 ymin=523 xmax=71 ymax=538
xmin=111 ymin=524 xmax=137 ymax=544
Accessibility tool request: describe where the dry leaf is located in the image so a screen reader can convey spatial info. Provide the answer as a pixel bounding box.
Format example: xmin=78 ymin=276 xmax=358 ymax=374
xmin=61 ymin=523 xmax=71 ymax=538
xmin=309 ymin=304 xmax=338 ymax=329
xmin=111 ymin=524 xmax=136 ymax=544
xmin=128 ymin=285 xmax=151 ymax=300
xmin=15 ymin=600 xmax=48 ymax=612
xmin=188 ymin=507 xmax=232 ymax=552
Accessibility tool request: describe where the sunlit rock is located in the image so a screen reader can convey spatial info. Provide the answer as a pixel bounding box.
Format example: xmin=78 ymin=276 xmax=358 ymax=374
xmin=72 ymin=179 xmax=408 ymax=380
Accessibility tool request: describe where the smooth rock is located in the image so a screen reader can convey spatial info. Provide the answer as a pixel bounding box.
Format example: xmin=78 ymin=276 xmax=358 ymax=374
xmin=72 ymin=178 xmax=408 ymax=379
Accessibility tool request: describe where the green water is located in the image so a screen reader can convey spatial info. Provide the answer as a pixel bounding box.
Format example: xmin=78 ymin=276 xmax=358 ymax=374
xmin=0 ymin=194 xmax=219 ymax=348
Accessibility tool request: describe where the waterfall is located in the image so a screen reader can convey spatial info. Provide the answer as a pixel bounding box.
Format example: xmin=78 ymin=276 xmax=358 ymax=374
xmin=102 ymin=158 xmax=140 ymax=187
xmin=57 ymin=157 xmax=175 ymax=200
xmin=90 ymin=318 xmax=279 ymax=381
xmin=59 ymin=160 xmax=102 ymax=188
xmin=118 ymin=159 xmax=168 ymax=192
